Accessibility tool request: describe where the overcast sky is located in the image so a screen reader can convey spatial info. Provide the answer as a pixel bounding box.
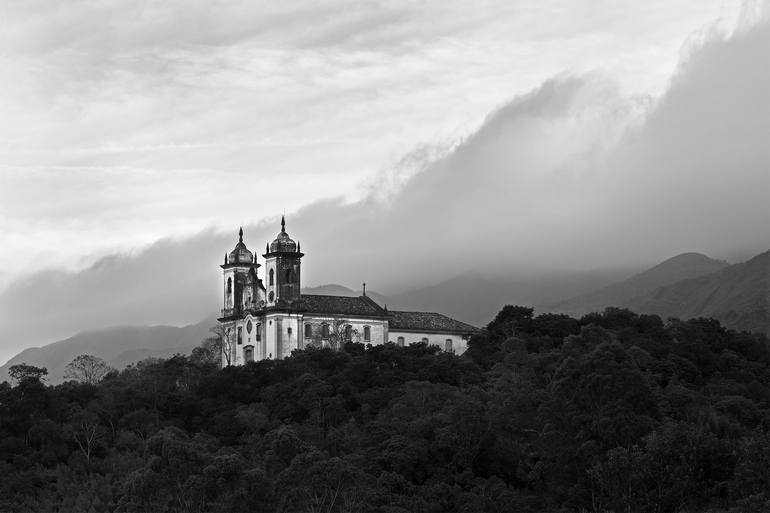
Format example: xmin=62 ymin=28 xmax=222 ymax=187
xmin=1 ymin=1 xmax=769 ymax=363
xmin=0 ymin=1 xmax=755 ymax=287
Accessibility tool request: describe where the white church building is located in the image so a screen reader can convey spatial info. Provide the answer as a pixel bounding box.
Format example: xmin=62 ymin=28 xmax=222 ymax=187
xmin=217 ymin=218 xmax=480 ymax=365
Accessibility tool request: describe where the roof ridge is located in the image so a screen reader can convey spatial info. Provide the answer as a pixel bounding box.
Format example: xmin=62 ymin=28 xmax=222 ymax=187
xmin=359 ymin=294 xmax=387 ymax=313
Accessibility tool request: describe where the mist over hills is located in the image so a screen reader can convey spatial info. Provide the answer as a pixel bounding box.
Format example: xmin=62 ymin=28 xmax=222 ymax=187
xmin=3 ymin=249 xmax=766 ymax=385
xmin=0 ymin=318 xmax=216 ymax=384
xmin=552 ymin=252 xmax=729 ymax=316
xmin=554 ymin=251 xmax=769 ymax=334
xmin=627 ymin=250 xmax=769 ymax=333
xmin=0 ymin=266 xmax=634 ymax=383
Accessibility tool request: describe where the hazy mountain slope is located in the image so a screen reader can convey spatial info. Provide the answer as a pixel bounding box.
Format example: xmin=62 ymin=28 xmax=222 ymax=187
xmin=627 ymin=250 xmax=769 ymax=333
xmin=0 ymin=317 xmax=216 ymax=384
xmin=388 ymin=268 xmax=636 ymax=327
xmin=304 ymin=271 xmax=636 ymax=329
xmin=552 ymin=253 xmax=728 ymax=316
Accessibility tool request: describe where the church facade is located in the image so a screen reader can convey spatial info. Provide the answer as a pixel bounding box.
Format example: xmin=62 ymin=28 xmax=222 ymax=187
xmin=217 ymin=218 xmax=480 ymax=366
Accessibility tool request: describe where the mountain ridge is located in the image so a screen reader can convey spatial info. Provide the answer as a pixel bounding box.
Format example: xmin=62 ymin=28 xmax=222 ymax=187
xmin=551 ymin=252 xmax=730 ymax=316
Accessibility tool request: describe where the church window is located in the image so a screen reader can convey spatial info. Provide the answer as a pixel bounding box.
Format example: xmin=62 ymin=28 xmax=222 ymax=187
xmin=227 ymin=277 xmax=232 ymax=294
xmin=246 ymin=320 xmax=252 ymax=334
xmin=445 ymin=339 xmax=453 ymax=352
xmin=237 ymin=327 xmax=243 ymax=345
xmin=321 ymin=323 xmax=330 ymax=337
xmin=269 ymin=269 xmax=274 ymax=286
xmin=285 ymin=268 xmax=294 ymax=283
xmin=397 ymin=337 xmax=404 ymax=347
xmin=305 ymin=323 xmax=312 ymax=338
xmin=363 ymin=326 xmax=371 ymax=341
xmin=268 ymin=291 xmax=274 ymax=302
xmin=244 ymin=347 xmax=254 ymax=362
xmin=256 ymin=324 xmax=261 ymax=341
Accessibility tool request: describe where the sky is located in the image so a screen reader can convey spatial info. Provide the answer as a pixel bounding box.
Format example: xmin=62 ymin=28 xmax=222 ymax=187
xmin=1 ymin=1 xmax=769 ymax=363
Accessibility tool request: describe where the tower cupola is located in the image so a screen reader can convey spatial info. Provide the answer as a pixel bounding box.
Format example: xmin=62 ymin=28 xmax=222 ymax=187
xmin=228 ymin=227 xmax=254 ymax=264
xmin=262 ymin=216 xmax=303 ymax=306
xmin=268 ymin=216 xmax=298 ymax=253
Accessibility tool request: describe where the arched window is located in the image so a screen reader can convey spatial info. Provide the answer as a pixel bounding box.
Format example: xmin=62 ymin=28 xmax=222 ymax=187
xmin=397 ymin=336 xmax=405 ymax=347
xmin=305 ymin=323 xmax=312 ymax=338
xmin=227 ymin=277 xmax=232 ymax=294
xmin=269 ymin=269 xmax=274 ymax=286
xmin=237 ymin=327 xmax=243 ymax=345
xmin=321 ymin=323 xmax=330 ymax=337
xmin=244 ymin=347 xmax=254 ymax=362
xmin=285 ymin=268 xmax=294 ymax=284
xmin=363 ymin=326 xmax=371 ymax=342
xmin=445 ymin=339 xmax=453 ymax=352
xmin=256 ymin=324 xmax=261 ymax=341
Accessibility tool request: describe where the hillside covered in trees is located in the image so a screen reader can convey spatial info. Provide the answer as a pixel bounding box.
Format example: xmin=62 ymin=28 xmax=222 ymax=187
xmin=1 ymin=306 xmax=769 ymax=512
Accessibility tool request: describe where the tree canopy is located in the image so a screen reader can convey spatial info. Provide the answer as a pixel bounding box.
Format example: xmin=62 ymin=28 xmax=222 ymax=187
xmin=0 ymin=306 xmax=768 ymax=512
xmin=64 ymin=354 xmax=113 ymax=385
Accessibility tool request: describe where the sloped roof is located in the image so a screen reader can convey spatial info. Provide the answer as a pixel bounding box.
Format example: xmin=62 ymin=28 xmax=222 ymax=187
xmin=388 ymin=311 xmax=481 ymax=334
xmin=300 ymin=294 xmax=389 ymax=317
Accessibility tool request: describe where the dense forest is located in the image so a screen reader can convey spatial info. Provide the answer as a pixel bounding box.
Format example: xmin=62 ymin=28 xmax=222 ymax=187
xmin=1 ymin=306 xmax=769 ymax=512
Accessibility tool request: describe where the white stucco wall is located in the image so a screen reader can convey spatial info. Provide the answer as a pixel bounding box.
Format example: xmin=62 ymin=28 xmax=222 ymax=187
xmin=301 ymin=316 xmax=388 ymax=347
xmin=387 ymin=331 xmax=469 ymax=355
xmin=263 ymin=313 xmax=302 ymax=359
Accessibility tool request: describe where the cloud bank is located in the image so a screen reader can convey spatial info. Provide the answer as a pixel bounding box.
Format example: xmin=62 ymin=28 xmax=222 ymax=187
xmin=0 ymin=1 xmax=740 ymax=286
xmin=1 ymin=7 xmax=768 ymax=363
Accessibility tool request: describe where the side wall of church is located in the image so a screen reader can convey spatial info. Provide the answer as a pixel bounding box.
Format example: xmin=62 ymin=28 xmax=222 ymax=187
xmin=264 ymin=313 xmax=302 ymax=360
xmin=301 ymin=315 xmax=388 ymax=348
xmin=387 ymin=331 xmax=469 ymax=355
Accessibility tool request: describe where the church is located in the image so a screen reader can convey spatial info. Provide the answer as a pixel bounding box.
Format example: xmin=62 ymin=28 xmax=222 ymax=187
xmin=217 ymin=218 xmax=480 ymax=365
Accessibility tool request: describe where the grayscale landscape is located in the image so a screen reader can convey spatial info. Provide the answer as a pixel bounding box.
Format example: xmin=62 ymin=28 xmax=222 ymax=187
xmin=0 ymin=2 xmax=768 ymax=512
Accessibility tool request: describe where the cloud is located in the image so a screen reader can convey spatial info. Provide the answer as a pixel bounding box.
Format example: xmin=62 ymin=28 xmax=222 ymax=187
xmin=1 ymin=11 xmax=768 ymax=365
xmin=0 ymin=1 xmax=741 ymax=284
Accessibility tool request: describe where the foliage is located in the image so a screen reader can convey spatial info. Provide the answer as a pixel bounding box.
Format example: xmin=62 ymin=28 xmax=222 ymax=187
xmin=64 ymin=354 xmax=113 ymax=385
xmin=8 ymin=362 xmax=48 ymax=384
xmin=0 ymin=306 xmax=768 ymax=512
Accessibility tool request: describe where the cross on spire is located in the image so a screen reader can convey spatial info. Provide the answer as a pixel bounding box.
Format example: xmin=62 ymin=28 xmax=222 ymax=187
xmin=281 ymin=215 xmax=286 ymax=233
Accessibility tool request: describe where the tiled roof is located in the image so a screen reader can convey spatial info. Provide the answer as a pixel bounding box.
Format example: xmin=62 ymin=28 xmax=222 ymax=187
xmin=300 ymin=294 xmax=389 ymax=317
xmin=388 ymin=311 xmax=481 ymax=334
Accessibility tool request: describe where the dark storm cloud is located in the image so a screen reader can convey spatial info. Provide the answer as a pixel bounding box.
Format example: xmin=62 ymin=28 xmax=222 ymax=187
xmin=1 ymin=14 xmax=768 ymax=361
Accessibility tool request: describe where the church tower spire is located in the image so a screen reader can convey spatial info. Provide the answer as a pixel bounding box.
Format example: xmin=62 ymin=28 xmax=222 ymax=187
xmin=263 ymin=216 xmax=303 ymax=306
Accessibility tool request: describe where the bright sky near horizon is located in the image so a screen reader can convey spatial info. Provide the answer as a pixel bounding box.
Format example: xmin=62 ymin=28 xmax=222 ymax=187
xmin=0 ymin=0 xmax=748 ymax=292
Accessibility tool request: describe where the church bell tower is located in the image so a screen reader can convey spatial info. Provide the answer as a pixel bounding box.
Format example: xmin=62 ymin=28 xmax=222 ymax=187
xmin=221 ymin=227 xmax=260 ymax=316
xmin=263 ymin=216 xmax=303 ymax=307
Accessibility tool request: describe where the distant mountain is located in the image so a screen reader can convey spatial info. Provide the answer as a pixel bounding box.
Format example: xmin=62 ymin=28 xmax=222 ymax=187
xmin=552 ymin=252 xmax=729 ymax=316
xmin=0 ymin=317 xmax=216 ymax=384
xmin=552 ymin=251 xmax=769 ymax=334
xmin=387 ymin=268 xmax=636 ymax=328
xmin=303 ymin=271 xmax=637 ymax=329
xmin=627 ymin=250 xmax=769 ymax=333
